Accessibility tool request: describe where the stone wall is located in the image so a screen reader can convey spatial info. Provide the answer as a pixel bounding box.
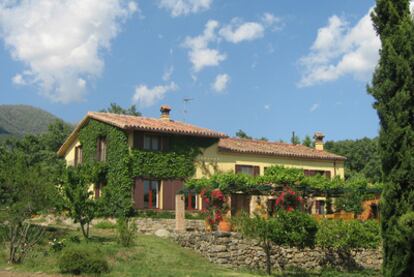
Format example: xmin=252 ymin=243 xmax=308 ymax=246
xmin=173 ymin=231 xmax=382 ymax=272
xmin=135 ymin=218 xmax=204 ymax=234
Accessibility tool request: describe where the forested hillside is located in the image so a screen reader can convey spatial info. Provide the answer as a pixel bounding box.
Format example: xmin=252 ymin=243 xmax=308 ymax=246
xmin=0 ymin=105 xmax=71 ymax=140
xmin=325 ymin=137 xmax=382 ymax=182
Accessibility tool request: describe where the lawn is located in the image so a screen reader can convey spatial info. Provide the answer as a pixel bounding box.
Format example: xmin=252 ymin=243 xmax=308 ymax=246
xmin=0 ymin=224 xmax=382 ymax=277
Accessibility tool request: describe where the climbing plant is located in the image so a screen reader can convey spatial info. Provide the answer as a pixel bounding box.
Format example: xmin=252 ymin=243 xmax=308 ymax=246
xmin=77 ymin=119 xmax=216 ymax=217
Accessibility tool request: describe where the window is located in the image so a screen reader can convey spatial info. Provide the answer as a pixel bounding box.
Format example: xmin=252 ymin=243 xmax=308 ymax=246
xmin=144 ymin=180 xmax=160 ymax=209
xmin=95 ymin=181 xmax=106 ymax=199
xmin=143 ymin=135 xmax=160 ymax=151
xmin=304 ymin=170 xmax=331 ymax=179
xmin=315 ymin=200 xmax=326 ymax=215
xmin=185 ymin=193 xmax=198 ymax=210
xmin=74 ymin=145 xmax=83 ymax=166
xmin=235 ymin=165 xmax=260 ymax=176
xmin=96 ymin=137 xmax=107 ymax=161
xmin=134 ymin=132 xmax=169 ymax=151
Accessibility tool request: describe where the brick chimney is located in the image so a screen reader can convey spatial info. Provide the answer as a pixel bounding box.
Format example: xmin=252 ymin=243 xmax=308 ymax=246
xmin=313 ymin=132 xmax=325 ymax=151
xmin=160 ymin=105 xmax=171 ymax=121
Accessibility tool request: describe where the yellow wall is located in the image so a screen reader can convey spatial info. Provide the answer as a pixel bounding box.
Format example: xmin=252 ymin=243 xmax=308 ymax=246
xmin=194 ymin=143 xmax=345 ymax=179
xmin=64 ymin=138 xmax=81 ymax=166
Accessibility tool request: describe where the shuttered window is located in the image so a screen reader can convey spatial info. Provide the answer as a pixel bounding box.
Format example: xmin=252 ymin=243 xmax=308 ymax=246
xmin=133 ymin=132 xmax=169 ymax=152
xmin=304 ymin=170 xmax=331 ymax=179
xmin=96 ymin=137 xmax=107 ymax=161
xmin=235 ymin=165 xmax=260 ymax=176
xmin=74 ymin=145 xmax=83 ymax=166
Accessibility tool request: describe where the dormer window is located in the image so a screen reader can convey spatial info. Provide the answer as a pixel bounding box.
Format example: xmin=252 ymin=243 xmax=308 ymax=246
xmin=74 ymin=145 xmax=83 ymax=166
xmin=96 ymin=136 xmax=107 ymax=161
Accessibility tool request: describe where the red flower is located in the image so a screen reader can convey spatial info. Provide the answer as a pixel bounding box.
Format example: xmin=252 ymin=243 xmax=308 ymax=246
xmin=287 ymin=206 xmax=294 ymax=212
xmin=211 ymin=189 xmax=224 ymax=201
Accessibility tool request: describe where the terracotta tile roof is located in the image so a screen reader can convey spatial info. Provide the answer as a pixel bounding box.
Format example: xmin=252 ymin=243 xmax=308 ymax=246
xmin=87 ymin=112 xmax=227 ymax=138
xmin=57 ymin=112 xmax=227 ymax=156
xmin=218 ymin=138 xmax=346 ymax=161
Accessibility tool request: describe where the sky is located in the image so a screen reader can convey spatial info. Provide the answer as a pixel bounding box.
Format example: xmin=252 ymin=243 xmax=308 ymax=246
xmin=0 ymin=0 xmax=382 ymax=142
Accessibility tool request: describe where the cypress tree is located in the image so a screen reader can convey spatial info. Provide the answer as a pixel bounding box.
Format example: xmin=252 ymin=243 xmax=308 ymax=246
xmin=369 ymin=0 xmax=414 ymax=276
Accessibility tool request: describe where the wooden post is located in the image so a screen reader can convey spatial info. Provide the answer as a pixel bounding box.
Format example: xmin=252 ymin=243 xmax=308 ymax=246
xmin=175 ymin=194 xmax=185 ymax=232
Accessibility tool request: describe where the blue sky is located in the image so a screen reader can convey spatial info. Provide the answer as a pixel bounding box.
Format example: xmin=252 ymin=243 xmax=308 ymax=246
xmin=0 ymin=0 xmax=380 ymax=142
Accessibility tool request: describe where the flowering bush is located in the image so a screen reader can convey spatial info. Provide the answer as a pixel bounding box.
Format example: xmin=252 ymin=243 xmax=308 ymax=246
xmin=275 ymin=187 xmax=303 ymax=212
xmin=201 ymin=189 xmax=229 ymax=228
xmin=49 ymin=238 xmax=65 ymax=252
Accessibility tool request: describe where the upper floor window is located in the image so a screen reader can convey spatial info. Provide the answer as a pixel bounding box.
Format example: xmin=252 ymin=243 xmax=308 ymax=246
xmin=96 ymin=136 xmax=107 ymax=161
xmin=235 ymin=165 xmax=260 ymax=176
xmin=304 ymin=170 xmax=331 ymax=179
xmin=74 ymin=145 xmax=83 ymax=166
xmin=134 ymin=132 xmax=169 ymax=151
xmin=144 ymin=135 xmax=161 ymax=151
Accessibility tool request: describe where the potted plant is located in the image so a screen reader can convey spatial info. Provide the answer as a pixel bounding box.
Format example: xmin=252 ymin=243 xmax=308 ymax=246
xmin=201 ymin=188 xmax=231 ymax=232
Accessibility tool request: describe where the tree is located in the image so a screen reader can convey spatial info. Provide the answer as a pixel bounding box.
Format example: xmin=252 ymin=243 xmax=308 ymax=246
xmin=290 ymin=132 xmax=300 ymax=145
xmin=0 ymin=137 xmax=61 ymax=263
xmin=302 ymin=135 xmax=313 ymax=147
xmin=63 ymin=166 xmax=97 ymax=240
xmin=235 ymin=129 xmax=252 ymax=139
xmin=42 ymin=120 xmax=73 ymax=152
xmin=100 ymin=103 xmax=141 ymax=116
xmin=369 ymin=1 xmax=414 ymax=275
xmin=324 ymin=137 xmax=382 ymax=182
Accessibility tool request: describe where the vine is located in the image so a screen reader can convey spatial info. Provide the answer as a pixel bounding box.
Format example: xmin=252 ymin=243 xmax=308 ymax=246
xmin=77 ymin=119 xmax=216 ymax=217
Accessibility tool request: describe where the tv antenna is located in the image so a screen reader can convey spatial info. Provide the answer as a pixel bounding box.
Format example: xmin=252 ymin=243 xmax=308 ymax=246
xmin=182 ymin=97 xmax=194 ymax=122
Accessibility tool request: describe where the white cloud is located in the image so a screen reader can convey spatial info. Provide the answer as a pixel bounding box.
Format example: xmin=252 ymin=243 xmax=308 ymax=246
xmin=299 ymin=10 xmax=381 ymax=87
xmin=183 ymin=20 xmax=226 ymax=72
xmin=309 ymin=103 xmax=319 ymax=112
xmin=212 ymin=73 xmax=230 ymax=92
xmin=132 ymin=82 xmax=178 ymax=107
xmin=261 ymin=13 xmax=283 ymax=31
xmin=0 ymin=0 xmax=136 ymax=103
xmin=219 ymin=19 xmax=264 ymax=44
xmin=158 ymin=0 xmax=212 ymax=17
xmin=12 ymin=73 xmax=25 ymax=85
xmin=162 ymin=65 xmax=174 ymax=81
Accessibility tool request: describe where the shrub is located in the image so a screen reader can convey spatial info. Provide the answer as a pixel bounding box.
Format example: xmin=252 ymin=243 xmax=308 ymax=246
xmin=116 ymin=218 xmax=136 ymax=247
xmin=94 ymin=220 xmax=116 ymax=229
xmin=316 ymin=219 xmax=381 ymax=251
xmin=67 ymin=234 xmax=81 ymax=244
xmin=58 ymin=245 xmax=109 ymax=275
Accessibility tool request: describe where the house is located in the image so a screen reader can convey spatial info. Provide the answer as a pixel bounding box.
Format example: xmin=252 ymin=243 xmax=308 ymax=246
xmin=57 ymin=105 xmax=346 ymax=213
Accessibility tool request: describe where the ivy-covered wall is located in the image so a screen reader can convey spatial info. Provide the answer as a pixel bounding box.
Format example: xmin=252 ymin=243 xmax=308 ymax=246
xmin=77 ymin=119 xmax=216 ymax=216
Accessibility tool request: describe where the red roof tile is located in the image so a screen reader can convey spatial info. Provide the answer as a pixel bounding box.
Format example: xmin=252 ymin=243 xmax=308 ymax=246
xmin=87 ymin=112 xmax=227 ymax=138
xmin=218 ymin=138 xmax=346 ymax=161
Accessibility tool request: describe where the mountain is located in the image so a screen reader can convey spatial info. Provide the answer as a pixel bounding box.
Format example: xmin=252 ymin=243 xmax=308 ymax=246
xmin=0 ymin=105 xmax=68 ymax=139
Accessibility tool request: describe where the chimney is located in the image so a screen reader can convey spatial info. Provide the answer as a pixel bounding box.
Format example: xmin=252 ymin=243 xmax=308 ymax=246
xmin=160 ymin=105 xmax=171 ymax=121
xmin=313 ymin=132 xmax=325 ymax=151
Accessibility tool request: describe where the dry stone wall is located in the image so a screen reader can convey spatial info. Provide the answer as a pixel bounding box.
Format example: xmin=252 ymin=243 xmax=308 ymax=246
xmin=173 ymin=231 xmax=382 ymax=272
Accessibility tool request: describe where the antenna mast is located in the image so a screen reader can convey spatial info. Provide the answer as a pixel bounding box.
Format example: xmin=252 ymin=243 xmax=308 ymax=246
xmin=182 ymin=97 xmax=194 ymax=122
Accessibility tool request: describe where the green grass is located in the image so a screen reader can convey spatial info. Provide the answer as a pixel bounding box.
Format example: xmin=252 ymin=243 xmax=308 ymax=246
xmin=0 ymin=225 xmax=382 ymax=277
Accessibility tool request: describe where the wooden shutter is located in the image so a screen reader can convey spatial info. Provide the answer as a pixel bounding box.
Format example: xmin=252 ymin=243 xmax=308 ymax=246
xmin=253 ymin=166 xmax=260 ymax=176
xmin=96 ymin=138 xmax=101 ymax=161
xmin=235 ymin=165 xmax=242 ymax=173
xmin=161 ymin=136 xmax=170 ymax=152
xmin=162 ymin=180 xmax=183 ymax=210
xmin=101 ymin=138 xmax=107 ymax=161
xmin=134 ymin=178 xmax=145 ymax=209
xmin=133 ymin=131 xmax=144 ymax=149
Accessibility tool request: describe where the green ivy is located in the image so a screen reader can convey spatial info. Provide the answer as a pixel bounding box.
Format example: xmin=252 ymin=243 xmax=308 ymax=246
xmin=77 ymin=119 xmax=215 ymax=217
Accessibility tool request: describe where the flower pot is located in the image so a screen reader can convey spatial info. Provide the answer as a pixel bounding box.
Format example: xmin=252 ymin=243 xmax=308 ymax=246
xmin=218 ymin=219 xmax=231 ymax=232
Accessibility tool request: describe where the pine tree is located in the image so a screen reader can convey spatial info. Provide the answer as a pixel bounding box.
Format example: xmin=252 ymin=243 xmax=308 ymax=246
xmin=369 ymin=1 xmax=414 ymax=276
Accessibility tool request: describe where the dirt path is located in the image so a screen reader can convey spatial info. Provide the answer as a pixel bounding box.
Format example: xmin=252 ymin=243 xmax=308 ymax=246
xmin=0 ymin=270 xmax=63 ymax=277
